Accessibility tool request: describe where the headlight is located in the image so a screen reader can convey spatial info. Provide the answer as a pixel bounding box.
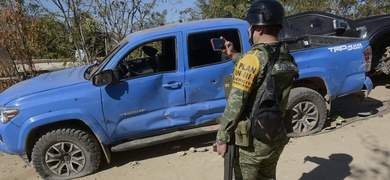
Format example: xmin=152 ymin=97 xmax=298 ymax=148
xmin=0 ymin=107 xmax=19 ymax=124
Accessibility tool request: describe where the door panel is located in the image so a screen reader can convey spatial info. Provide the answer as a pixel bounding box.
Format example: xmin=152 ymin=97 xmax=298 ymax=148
xmin=185 ymin=62 xmax=234 ymax=124
xmin=184 ymin=28 xmax=243 ymax=125
xmin=100 ymin=36 xmax=186 ymax=141
xmin=102 ymin=73 xmax=186 ymax=140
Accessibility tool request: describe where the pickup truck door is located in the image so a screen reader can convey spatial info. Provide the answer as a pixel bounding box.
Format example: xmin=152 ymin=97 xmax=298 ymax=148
xmin=184 ymin=28 xmax=246 ymax=125
xmin=100 ymin=34 xmax=187 ymax=140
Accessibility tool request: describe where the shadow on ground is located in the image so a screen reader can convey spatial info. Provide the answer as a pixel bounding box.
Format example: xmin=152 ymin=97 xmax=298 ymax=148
xmin=300 ymin=153 xmax=353 ymax=180
xmin=305 ymin=74 xmax=390 ymax=179
xmin=326 ymin=74 xmax=390 ymax=128
xmin=298 ymin=136 xmax=390 ymax=180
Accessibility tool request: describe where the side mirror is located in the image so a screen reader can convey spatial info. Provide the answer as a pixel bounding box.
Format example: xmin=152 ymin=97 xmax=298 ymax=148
xmin=92 ymin=70 xmax=114 ymax=86
xmin=333 ymin=19 xmax=348 ymax=31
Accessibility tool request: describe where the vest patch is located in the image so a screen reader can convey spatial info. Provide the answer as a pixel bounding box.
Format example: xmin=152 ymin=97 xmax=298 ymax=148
xmin=232 ymin=53 xmax=260 ymax=92
xmin=275 ymin=63 xmax=298 ymax=72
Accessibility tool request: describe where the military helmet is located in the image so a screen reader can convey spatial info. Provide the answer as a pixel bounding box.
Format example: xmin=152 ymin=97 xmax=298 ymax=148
xmin=244 ymin=0 xmax=285 ymax=26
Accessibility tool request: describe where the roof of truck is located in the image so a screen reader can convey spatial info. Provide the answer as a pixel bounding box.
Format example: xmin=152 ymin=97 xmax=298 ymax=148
xmin=121 ymin=18 xmax=249 ymax=43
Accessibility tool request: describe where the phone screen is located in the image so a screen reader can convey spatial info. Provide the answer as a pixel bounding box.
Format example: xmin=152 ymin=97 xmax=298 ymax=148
xmin=211 ymin=38 xmax=226 ymax=51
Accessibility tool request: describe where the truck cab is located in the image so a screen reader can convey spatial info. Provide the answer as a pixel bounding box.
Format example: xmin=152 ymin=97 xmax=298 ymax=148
xmin=88 ymin=19 xmax=250 ymax=142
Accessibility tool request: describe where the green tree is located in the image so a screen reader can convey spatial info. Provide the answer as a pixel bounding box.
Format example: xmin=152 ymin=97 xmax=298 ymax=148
xmin=191 ymin=0 xmax=390 ymax=21
xmin=77 ymin=12 xmax=105 ymax=58
xmin=32 ymin=0 xmax=107 ymax=63
xmin=280 ymin=0 xmax=390 ymax=19
xmin=354 ymin=0 xmax=390 ymax=19
xmin=47 ymin=16 xmax=72 ymax=58
xmin=191 ymin=0 xmax=254 ymax=20
xmin=48 ymin=0 xmax=97 ymax=64
xmin=279 ymin=0 xmax=331 ymax=15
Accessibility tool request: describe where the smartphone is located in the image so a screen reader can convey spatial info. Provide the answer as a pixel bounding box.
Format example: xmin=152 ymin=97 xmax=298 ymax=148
xmin=210 ymin=38 xmax=226 ymax=51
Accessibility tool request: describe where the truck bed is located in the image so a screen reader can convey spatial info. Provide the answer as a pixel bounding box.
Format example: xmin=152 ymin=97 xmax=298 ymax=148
xmin=283 ymin=35 xmax=364 ymax=51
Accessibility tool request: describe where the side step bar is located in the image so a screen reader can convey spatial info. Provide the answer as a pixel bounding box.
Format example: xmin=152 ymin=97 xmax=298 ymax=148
xmin=111 ymin=124 xmax=219 ymax=152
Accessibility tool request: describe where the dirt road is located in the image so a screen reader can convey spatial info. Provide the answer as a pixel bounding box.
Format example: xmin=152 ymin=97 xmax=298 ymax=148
xmin=1 ymin=76 xmax=390 ymax=180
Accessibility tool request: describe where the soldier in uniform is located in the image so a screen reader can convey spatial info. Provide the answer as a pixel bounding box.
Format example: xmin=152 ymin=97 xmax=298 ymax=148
xmin=215 ymin=0 xmax=299 ymax=179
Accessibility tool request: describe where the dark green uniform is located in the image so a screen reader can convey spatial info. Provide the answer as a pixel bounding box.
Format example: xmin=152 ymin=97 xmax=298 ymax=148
xmin=217 ymin=42 xmax=298 ymax=180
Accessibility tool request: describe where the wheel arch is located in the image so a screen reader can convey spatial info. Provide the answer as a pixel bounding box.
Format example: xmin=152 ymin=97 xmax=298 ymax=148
xmin=292 ymin=76 xmax=331 ymax=112
xmin=369 ymin=28 xmax=390 ymax=65
xmin=369 ymin=27 xmax=390 ymax=53
xmin=21 ymin=116 xmax=111 ymax=164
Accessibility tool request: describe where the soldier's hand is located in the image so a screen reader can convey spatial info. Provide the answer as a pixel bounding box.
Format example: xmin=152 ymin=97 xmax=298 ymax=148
xmin=304 ymin=156 xmax=312 ymax=163
xmin=214 ymin=143 xmax=227 ymax=158
xmin=220 ymin=36 xmax=237 ymax=59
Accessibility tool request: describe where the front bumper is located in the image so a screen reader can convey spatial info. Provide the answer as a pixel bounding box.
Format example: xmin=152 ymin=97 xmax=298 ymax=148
xmin=364 ymin=76 xmax=373 ymax=97
xmin=0 ymin=121 xmax=23 ymax=155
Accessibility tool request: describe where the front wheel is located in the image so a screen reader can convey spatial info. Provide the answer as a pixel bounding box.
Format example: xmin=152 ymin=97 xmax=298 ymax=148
xmin=287 ymin=87 xmax=328 ymax=137
xmin=32 ymin=128 xmax=101 ymax=179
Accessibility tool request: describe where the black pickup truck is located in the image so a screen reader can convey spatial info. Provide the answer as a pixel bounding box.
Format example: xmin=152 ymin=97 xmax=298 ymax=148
xmin=279 ymin=11 xmax=390 ymax=76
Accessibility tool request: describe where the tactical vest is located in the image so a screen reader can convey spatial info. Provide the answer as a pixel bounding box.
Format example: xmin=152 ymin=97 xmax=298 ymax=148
xmin=245 ymin=43 xmax=298 ymax=116
xmin=222 ymin=43 xmax=298 ymax=122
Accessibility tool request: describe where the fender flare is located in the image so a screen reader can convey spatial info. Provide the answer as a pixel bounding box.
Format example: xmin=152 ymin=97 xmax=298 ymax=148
xmin=18 ymin=108 xmax=110 ymax=153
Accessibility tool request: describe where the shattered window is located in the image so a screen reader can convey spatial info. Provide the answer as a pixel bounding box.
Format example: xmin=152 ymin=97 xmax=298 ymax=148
xmin=187 ymin=29 xmax=242 ymax=68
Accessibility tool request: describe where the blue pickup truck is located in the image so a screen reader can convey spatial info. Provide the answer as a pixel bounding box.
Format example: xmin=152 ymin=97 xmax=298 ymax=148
xmin=0 ymin=18 xmax=373 ymax=179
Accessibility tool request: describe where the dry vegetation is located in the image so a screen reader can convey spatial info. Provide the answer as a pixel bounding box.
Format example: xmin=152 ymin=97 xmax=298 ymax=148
xmin=0 ymin=58 xmax=20 ymax=92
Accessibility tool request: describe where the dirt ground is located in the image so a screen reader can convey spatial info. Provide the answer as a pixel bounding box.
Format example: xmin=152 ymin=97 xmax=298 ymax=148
xmin=1 ymin=75 xmax=390 ymax=180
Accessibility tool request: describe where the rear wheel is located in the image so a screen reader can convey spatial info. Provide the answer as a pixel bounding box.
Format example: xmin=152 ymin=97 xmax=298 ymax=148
xmin=287 ymin=87 xmax=327 ymax=136
xmin=32 ymin=128 xmax=101 ymax=179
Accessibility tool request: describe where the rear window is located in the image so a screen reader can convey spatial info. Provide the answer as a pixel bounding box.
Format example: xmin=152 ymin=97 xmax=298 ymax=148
xmin=288 ymin=15 xmax=335 ymax=36
xmin=187 ymin=29 xmax=242 ymax=68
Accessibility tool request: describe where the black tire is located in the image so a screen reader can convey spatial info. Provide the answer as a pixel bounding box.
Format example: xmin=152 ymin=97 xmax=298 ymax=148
xmin=287 ymin=87 xmax=327 ymax=137
xmin=32 ymin=128 xmax=101 ymax=179
xmin=377 ymin=46 xmax=390 ymax=75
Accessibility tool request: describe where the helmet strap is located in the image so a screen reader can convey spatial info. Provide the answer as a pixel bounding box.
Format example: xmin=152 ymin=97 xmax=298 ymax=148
xmin=249 ymin=26 xmax=255 ymax=45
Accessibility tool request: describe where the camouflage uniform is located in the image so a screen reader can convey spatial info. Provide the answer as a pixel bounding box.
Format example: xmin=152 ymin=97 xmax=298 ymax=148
xmin=217 ymin=42 xmax=298 ymax=180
